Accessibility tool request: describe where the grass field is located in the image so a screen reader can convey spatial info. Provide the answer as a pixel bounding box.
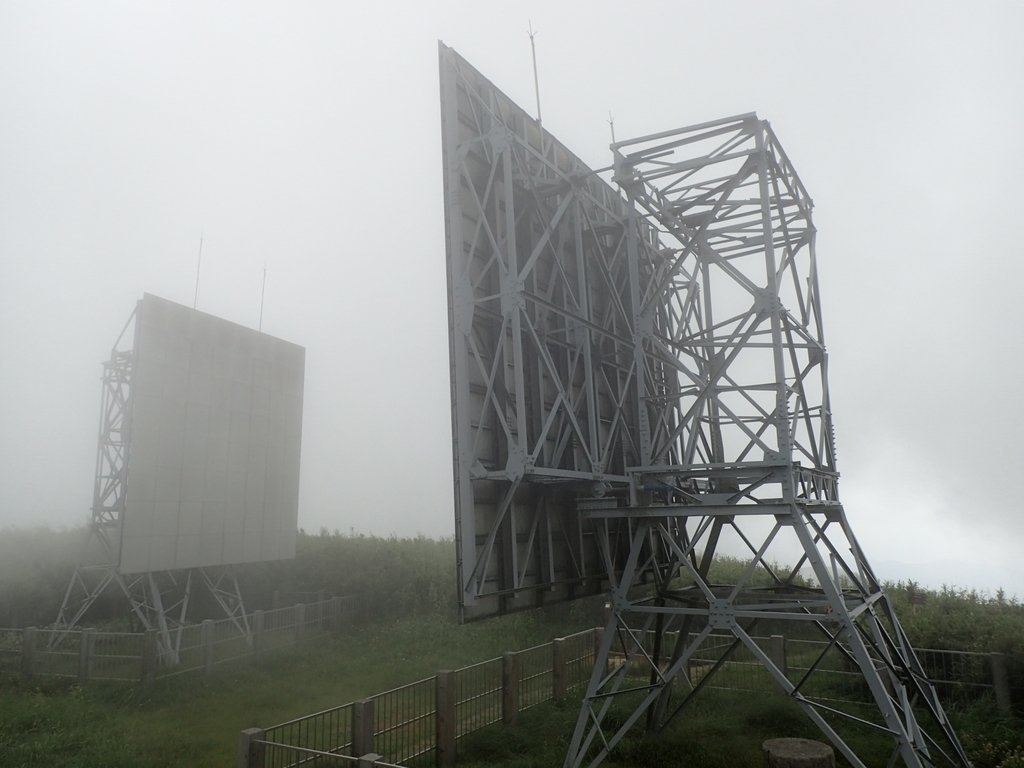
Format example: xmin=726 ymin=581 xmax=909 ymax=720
xmin=0 ymin=612 xmax=586 ymax=768
xmin=457 ymin=692 xmax=1024 ymax=768
xmin=2 ymin=530 xmax=1022 ymax=768
xmin=458 ymin=691 xmax=871 ymax=768
xmin=3 ymin=613 xmax=1024 ymax=767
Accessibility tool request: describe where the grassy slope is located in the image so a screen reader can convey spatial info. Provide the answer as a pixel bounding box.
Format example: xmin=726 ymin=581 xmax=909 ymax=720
xmin=458 ymin=693 xmax=852 ymax=768
xmin=3 ymin=530 xmax=1023 ymax=767
xmin=457 ymin=694 xmax=1024 ymax=768
xmin=2 ymin=618 xmax=1022 ymax=768
xmin=0 ymin=613 xmax=587 ymax=768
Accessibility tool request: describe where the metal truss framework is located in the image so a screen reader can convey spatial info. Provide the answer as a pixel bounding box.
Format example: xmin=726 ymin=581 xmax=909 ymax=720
xmin=562 ymin=119 xmax=970 ymax=767
xmin=442 ymin=44 xmax=659 ymax=620
xmin=440 ymin=45 xmax=969 ymax=768
xmin=53 ymin=312 xmax=250 ymax=663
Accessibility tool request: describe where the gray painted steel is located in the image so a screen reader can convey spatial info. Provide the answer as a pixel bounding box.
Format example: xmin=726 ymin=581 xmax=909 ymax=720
xmin=54 ymin=294 xmax=302 ymax=662
xmin=440 ymin=45 xmax=969 ymax=767
xmin=124 ymin=294 xmax=304 ymax=573
xmin=441 ymin=43 xmax=659 ymax=621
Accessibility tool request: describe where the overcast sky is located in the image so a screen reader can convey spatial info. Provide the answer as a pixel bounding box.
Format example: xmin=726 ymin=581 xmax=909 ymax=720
xmin=2 ymin=1 xmax=1022 ymax=596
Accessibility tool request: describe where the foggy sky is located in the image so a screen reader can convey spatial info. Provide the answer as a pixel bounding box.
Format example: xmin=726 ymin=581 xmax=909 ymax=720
xmin=2 ymin=1 xmax=1022 ymax=596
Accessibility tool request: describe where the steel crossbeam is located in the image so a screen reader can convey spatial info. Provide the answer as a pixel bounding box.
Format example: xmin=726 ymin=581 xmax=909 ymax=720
xmin=53 ymin=308 xmax=251 ymax=664
xmin=563 ymin=118 xmax=969 ymax=767
xmin=438 ymin=46 xmax=966 ymax=768
xmin=442 ymin=44 xmax=657 ymax=619
xmin=439 ymin=44 xmax=967 ymax=766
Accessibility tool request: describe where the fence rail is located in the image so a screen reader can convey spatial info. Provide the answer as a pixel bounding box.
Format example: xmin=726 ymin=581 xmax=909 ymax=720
xmin=244 ymin=627 xmax=600 ymax=768
xmin=243 ymin=628 xmax=1018 ymax=768
xmin=0 ymin=595 xmax=358 ymax=685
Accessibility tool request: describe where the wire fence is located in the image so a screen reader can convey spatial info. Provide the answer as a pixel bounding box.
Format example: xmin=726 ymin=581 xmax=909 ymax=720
xmin=451 ymin=658 xmax=502 ymax=745
xmin=374 ymin=677 xmax=437 ymax=766
xmin=707 ymin=634 xmax=1013 ymax=709
xmin=5 ymin=608 xmax=1015 ymax=768
xmin=246 ymin=627 xmax=598 ymax=768
xmin=243 ymin=625 xmax=1018 ymax=768
xmin=263 ymin=701 xmax=356 ymax=768
xmin=88 ymin=631 xmax=145 ymax=681
xmin=1 ymin=595 xmax=357 ymax=685
xmin=517 ymin=642 xmax=554 ymax=711
xmin=610 ymin=629 xmax=1014 ymax=707
xmin=0 ymin=627 xmax=21 ymax=677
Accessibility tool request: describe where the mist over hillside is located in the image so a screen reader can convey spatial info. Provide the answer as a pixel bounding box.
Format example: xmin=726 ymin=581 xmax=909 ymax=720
xmin=874 ymin=558 xmax=1023 ymax=602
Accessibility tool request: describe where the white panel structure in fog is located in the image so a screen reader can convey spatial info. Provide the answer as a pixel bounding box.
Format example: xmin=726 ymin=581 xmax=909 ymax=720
xmin=119 ymin=294 xmax=304 ymax=574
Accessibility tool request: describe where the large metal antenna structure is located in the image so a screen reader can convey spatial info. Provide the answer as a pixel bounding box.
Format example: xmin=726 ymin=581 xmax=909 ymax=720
xmin=55 ymin=294 xmax=305 ymax=663
xmin=439 ymin=43 xmax=969 ymax=767
xmin=566 ymin=117 xmax=970 ymax=768
xmin=54 ymin=305 xmax=250 ymax=661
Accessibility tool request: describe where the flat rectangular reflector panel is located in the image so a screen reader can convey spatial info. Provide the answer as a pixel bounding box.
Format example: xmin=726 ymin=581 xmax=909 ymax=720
xmin=119 ymin=293 xmax=304 ymax=574
xmin=440 ymin=44 xmax=646 ymax=621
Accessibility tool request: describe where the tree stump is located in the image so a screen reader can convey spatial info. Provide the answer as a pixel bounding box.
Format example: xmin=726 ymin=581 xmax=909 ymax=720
xmin=763 ymin=737 xmax=835 ymax=768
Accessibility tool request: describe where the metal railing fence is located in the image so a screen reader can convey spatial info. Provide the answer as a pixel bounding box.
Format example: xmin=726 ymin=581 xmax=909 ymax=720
xmin=606 ymin=629 xmax=1013 ymax=708
xmin=32 ymin=628 xmax=81 ymax=679
xmin=451 ymin=658 xmax=502 ymax=745
xmin=244 ymin=733 xmax=407 ymax=768
xmin=247 ymin=627 xmax=598 ymax=768
xmin=559 ymin=629 xmax=597 ymax=695
xmin=87 ymin=631 xmax=145 ymax=681
xmin=373 ymin=677 xmax=436 ymax=766
xmin=261 ymin=604 xmax=301 ymax=651
xmin=517 ymin=642 xmax=553 ymax=711
xmin=263 ymin=701 xmax=356 ymax=768
xmin=164 ymin=622 xmax=206 ymax=677
xmin=243 ymin=625 xmax=1017 ymax=768
xmin=0 ymin=627 xmax=21 ymax=677
xmin=3 ymin=595 xmax=358 ymax=685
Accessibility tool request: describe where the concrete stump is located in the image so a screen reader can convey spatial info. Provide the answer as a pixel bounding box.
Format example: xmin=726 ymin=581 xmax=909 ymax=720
xmin=763 ymin=737 xmax=835 ymax=768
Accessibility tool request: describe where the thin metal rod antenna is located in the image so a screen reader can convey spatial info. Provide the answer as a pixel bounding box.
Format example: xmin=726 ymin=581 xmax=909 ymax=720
xmin=608 ymin=111 xmax=616 ymax=144
xmin=193 ymin=233 xmax=203 ymax=310
xmin=528 ymin=22 xmax=542 ymax=127
xmin=258 ymin=264 xmax=267 ymax=332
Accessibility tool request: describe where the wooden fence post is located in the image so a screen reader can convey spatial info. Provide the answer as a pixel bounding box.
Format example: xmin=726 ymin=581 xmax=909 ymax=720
xmin=502 ymin=652 xmax=520 ymax=725
xmin=78 ymin=629 xmax=94 ymax=684
xmin=294 ymin=604 xmax=306 ymax=644
xmin=552 ymin=638 xmax=567 ymax=703
xmin=141 ymin=629 xmax=158 ymax=684
xmin=436 ymin=670 xmax=456 ymax=768
xmin=769 ymin=634 xmax=788 ymax=677
xmin=201 ymin=619 xmax=215 ymax=675
xmin=251 ymin=610 xmax=265 ymax=659
xmin=21 ymin=626 xmax=37 ymax=681
xmin=991 ymin=653 xmax=1012 ymax=714
xmin=352 ymin=698 xmax=375 ymax=757
xmin=238 ymin=727 xmax=265 ymax=768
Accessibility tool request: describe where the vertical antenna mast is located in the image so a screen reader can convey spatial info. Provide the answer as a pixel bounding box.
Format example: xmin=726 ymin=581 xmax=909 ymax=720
xmin=608 ymin=111 xmax=616 ymax=144
xmin=193 ymin=233 xmax=203 ymax=310
xmin=528 ymin=22 xmax=542 ymax=127
xmin=258 ymin=264 xmax=267 ymax=332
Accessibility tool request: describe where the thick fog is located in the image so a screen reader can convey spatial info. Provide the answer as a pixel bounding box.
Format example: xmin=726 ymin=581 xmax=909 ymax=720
xmin=1 ymin=1 xmax=1022 ymax=596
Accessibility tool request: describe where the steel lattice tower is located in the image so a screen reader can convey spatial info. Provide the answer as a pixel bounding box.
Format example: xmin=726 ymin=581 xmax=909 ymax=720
xmin=438 ymin=44 xmax=969 ymax=768
xmin=565 ymin=116 xmax=969 ymax=768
